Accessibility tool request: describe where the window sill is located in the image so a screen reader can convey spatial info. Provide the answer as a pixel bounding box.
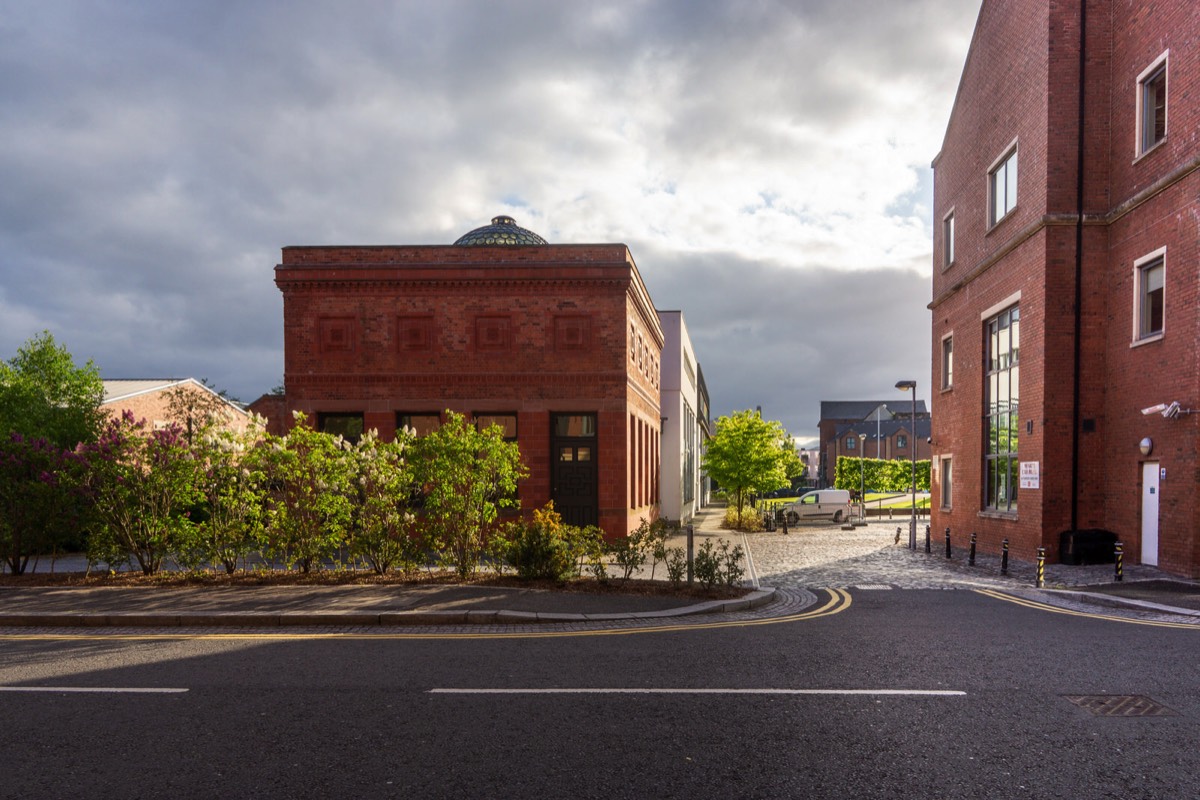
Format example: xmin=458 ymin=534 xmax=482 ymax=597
xmin=1133 ymin=137 xmax=1166 ymax=164
xmin=986 ymin=206 xmax=1017 ymax=234
xmin=977 ymin=510 xmax=1018 ymax=521
xmin=1131 ymin=333 xmax=1164 ymax=349
xmin=940 ymin=260 xmax=956 ymax=274
xmin=940 ymin=384 xmax=953 ymax=393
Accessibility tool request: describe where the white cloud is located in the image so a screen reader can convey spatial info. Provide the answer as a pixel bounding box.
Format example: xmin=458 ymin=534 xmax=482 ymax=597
xmin=0 ymin=0 xmax=978 ymax=436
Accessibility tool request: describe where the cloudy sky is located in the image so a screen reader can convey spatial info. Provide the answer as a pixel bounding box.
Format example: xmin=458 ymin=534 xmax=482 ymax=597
xmin=1 ymin=0 xmax=980 ymax=446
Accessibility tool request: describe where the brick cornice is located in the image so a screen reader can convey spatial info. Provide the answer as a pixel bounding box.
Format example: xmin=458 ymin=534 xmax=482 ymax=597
xmin=277 ymin=277 xmax=627 ymax=294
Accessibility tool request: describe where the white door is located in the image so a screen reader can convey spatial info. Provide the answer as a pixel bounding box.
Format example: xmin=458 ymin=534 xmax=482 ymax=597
xmin=1141 ymin=462 xmax=1159 ymax=566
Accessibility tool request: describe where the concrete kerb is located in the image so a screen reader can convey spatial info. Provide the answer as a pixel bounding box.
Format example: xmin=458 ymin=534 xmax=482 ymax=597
xmin=0 ymin=588 xmax=781 ymax=628
xmin=1041 ymin=588 xmax=1200 ymax=618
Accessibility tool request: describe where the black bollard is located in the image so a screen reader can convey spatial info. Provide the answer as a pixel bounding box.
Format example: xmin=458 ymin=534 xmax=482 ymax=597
xmin=925 ymin=524 xmax=931 ymax=554
xmin=944 ymin=527 xmax=952 ymax=559
xmin=1115 ymin=541 xmax=1123 ymax=582
xmin=1001 ymin=538 xmax=1009 ymax=576
xmin=1035 ymin=546 xmax=1046 ymax=588
xmin=687 ymin=524 xmax=694 ymax=586
xmin=969 ymin=532 xmax=977 ymax=566
xmin=782 ymin=512 xmax=789 ymax=535
xmin=895 ymin=526 xmax=901 ymax=545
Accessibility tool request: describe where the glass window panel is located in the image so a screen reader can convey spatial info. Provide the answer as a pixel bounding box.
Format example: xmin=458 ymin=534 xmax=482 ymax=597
xmin=577 ymin=447 xmax=591 ymax=462
xmin=475 ymin=413 xmax=517 ymax=439
xmin=1005 ymin=153 xmax=1018 ymax=212
xmin=318 ymin=413 xmax=364 ymax=443
xmin=398 ymin=413 xmax=441 ymax=437
xmin=554 ymin=415 xmax=596 ymax=437
xmin=559 ymin=447 xmax=574 ymax=462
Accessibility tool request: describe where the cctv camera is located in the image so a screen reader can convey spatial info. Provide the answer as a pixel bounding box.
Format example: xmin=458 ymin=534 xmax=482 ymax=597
xmin=1142 ymin=403 xmax=1168 ymax=416
xmin=1163 ymin=401 xmax=1182 ymax=419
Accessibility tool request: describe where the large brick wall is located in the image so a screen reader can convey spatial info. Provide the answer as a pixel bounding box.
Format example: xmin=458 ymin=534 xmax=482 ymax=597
xmin=930 ymin=0 xmax=1200 ymax=576
xmin=274 ymin=242 xmax=663 ymax=540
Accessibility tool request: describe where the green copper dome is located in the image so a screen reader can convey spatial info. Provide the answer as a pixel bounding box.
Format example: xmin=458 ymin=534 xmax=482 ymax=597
xmin=454 ymin=215 xmax=547 ymax=246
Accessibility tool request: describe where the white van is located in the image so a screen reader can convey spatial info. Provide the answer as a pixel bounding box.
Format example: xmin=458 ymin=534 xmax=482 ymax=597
xmin=782 ymin=489 xmax=852 ymax=524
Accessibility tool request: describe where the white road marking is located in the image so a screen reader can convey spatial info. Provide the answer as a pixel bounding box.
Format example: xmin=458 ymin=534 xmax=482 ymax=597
xmin=0 ymin=686 xmax=188 ymax=694
xmin=429 ymin=688 xmax=965 ymax=696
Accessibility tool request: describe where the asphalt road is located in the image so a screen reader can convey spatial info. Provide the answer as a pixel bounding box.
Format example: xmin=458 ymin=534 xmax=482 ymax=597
xmin=1 ymin=589 xmax=1197 ymax=800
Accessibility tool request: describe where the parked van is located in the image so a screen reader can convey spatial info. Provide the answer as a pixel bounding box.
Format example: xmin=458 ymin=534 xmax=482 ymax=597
xmin=782 ymin=489 xmax=852 ymax=524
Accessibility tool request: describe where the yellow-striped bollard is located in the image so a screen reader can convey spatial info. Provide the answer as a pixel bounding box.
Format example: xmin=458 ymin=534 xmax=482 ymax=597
xmin=1115 ymin=541 xmax=1124 ymax=582
xmin=1035 ymin=547 xmax=1046 ymax=588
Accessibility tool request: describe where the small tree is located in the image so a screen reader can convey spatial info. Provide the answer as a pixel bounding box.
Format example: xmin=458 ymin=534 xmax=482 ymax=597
xmin=348 ymin=428 xmax=420 ymax=575
xmin=0 ymin=434 xmax=85 ymax=574
xmin=80 ymin=412 xmax=203 ymax=575
xmin=164 ymin=380 xmax=236 ymax=447
xmin=187 ymin=420 xmax=268 ymax=574
xmin=0 ymin=331 xmax=104 ymax=447
xmin=702 ymin=409 xmax=792 ymax=529
xmin=413 ymin=411 xmax=527 ymax=578
xmin=253 ymin=413 xmax=354 ymax=573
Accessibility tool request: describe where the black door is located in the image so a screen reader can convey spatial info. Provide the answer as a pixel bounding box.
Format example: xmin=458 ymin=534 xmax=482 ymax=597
xmin=551 ymin=413 xmax=598 ymax=528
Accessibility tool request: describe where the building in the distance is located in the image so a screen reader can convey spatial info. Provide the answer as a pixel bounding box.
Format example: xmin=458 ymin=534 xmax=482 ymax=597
xmin=103 ymin=378 xmax=251 ymax=434
xmin=817 ymin=400 xmax=930 ymax=488
xmin=266 ymin=216 xmax=663 ymax=538
xmin=930 ymin=0 xmax=1199 ymax=576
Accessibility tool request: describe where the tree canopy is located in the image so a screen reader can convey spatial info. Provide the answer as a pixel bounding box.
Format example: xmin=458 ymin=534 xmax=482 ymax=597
xmin=702 ymin=409 xmax=795 ymax=528
xmin=0 ymin=331 xmax=104 ymax=447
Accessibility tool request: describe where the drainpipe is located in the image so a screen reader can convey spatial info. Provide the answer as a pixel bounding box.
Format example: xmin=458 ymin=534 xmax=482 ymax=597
xmin=1070 ymin=0 xmax=1088 ymax=531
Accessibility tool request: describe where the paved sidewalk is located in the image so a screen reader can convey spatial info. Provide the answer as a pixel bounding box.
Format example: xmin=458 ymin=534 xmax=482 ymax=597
xmin=2 ymin=505 xmax=1196 ymax=628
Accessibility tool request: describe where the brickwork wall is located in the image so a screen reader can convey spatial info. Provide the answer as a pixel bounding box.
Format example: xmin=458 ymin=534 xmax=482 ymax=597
xmin=274 ymin=243 xmax=662 ymax=540
xmin=931 ymin=0 xmax=1200 ymax=576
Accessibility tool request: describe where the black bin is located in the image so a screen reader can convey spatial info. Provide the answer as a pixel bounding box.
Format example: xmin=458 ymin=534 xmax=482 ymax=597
xmin=1059 ymin=529 xmax=1117 ymax=565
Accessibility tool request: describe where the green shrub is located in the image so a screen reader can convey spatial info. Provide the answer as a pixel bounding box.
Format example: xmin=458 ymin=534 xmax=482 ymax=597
xmin=502 ymin=503 xmax=579 ymax=581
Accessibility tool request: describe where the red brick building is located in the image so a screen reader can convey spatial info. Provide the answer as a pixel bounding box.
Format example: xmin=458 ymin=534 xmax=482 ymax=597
xmin=930 ymin=0 xmax=1199 ymax=576
xmin=268 ymin=216 xmax=663 ymax=538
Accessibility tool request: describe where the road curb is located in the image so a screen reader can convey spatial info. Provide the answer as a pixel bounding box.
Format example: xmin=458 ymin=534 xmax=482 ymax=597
xmin=0 ymin=588 xmax=781 ymax=628
xmin=1044 ymin=589 xmax=1200 ymax=618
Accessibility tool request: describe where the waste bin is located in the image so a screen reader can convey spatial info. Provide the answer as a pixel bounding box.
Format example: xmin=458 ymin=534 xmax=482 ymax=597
xmin=1059 ymin=529 xmax=1117 ymax=565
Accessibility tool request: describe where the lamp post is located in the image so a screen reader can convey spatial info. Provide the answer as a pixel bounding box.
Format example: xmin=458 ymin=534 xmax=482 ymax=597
xmin=895 ymin=380 xmax=918 ymax=549
xmin=858 ymin=433 xmax=867 ymax=522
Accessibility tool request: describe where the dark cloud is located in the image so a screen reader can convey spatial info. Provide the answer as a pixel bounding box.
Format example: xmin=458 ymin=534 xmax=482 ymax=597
xmin=637 ymin=246 xmax=931 ymax=445
xmin=0 ymin=0 xmax=974 ymax=414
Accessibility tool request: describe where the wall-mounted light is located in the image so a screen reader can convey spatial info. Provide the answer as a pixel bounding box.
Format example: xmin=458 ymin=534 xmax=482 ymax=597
xmin=1139 ymin=437 xmax=1153 ymax=456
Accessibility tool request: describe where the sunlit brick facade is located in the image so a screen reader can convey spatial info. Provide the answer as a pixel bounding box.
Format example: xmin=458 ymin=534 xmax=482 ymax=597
xmin=271 ymin=217 xmax=663 ymax=538
xmin=930 ymin=0 xmax=1200 ymax=576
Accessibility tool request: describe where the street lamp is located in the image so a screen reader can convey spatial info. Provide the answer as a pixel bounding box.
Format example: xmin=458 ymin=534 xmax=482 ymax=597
xmin=858 ymin=433 xmax=867 ymax=522
xmin=895 ymin=380 xmax=918 ymax=549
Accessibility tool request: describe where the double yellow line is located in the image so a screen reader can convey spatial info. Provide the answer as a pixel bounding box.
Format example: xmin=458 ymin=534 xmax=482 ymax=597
xmin=0 ymin=589 xmax=853 ymax=642
xmin=976 ymin=588 xmax=1200 ymax=630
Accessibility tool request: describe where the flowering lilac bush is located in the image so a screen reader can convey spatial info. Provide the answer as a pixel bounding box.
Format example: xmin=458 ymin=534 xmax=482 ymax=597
xmin=79 ymin=412 xmax=203 ymax=575
xmin=0 ymin=433 xmax=85 ymax=573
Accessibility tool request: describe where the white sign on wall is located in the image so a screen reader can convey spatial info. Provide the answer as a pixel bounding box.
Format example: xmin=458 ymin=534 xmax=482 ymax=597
xmin=1019 ymin=461 xmax=1040 ymax=489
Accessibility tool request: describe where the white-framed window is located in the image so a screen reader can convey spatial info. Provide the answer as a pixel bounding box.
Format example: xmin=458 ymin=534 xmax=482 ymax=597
xmin=942 ymin=210 xmax=955 ymax=269
xmin=984 ymin=304 xmax=1019 ymax=513
xmin=845 ymin=436 xmax=857 ymax=451
xmin=1133 ymin=248 xmax=1165 ymax=343
xmin=1136 ymin=51 xmax=1168 ymax=156
xmin=988 ymin=143 xmax=1018 ymax=227
xmin=941 ymin=334 xmax=954 ymax=390
xmin=940 ymin=456 xmax=953 ymax=509
xmin=897 ymin=434 xmax=908 ymax=450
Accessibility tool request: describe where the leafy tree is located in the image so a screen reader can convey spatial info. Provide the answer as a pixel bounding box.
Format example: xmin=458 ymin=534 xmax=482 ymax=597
xmin=0 ymin=331 xmax=104 ymax=447
xmin=252 ymin=412 xmax=354 ymax=573
xmin=835 ymin=456 xmax=931 ymax=493
xmin=413 ymin=411 xmax=527 ymax=578
xmin=185 ymin=419 xmax=268 ymax=574
xmin=347 ymin=428 xmax=420 ymax=575
xmin=79 ymin=412 xmax=204 ymax=575
xmin=0 ymin=434 xmax=87 ymax=573
xmin=701 ymin=409 xmax=792 ymax=529
xmin=164 ymin=380 xmax=236 ymax=447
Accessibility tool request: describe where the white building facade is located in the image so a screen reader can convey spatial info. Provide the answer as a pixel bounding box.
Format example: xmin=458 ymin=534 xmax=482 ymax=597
xmin=657 ymin=310 xmax=704 ymax=523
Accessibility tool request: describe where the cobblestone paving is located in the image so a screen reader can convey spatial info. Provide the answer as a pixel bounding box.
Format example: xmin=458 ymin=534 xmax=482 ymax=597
xmin=672 ymin=510 xmax=1200 ymax=626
